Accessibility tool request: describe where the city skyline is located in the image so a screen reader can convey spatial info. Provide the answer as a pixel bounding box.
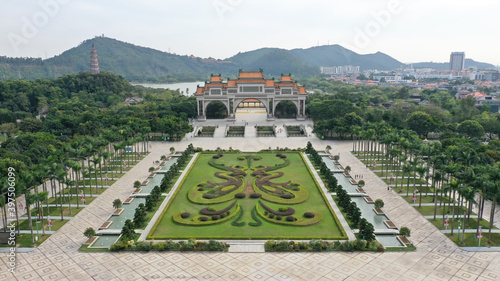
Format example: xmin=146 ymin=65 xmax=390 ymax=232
xmin=1 ymin=0 xmax=499 ymax=66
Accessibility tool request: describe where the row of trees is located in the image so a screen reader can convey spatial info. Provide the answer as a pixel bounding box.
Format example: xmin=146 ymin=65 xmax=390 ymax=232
xmin=351 ymin=124 xmax=500 ymax=245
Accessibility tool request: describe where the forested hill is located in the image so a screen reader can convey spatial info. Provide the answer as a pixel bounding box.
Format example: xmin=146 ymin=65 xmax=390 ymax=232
xmin=0 ymin=37 xmax=405 ymax=82
xmin=0 ymin=36 xmax=496 ymax=82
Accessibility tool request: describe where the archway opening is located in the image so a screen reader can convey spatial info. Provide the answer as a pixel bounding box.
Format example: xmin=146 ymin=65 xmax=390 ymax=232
xmin=206 ymin=101 xmax=228 ymax=119
xmin=275 ymin=100 xmax=297 ymax=118
xmin=237 ymin=99 xmax=265 ymax=109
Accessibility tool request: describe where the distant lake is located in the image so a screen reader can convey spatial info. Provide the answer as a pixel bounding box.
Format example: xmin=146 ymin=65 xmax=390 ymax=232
xmin=133 ymin=82 xmax=204 ymax=96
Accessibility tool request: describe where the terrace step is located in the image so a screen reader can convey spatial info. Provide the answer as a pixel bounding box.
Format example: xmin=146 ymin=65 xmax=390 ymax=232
xmin=227 ymin=241 xmax=265 ymax=253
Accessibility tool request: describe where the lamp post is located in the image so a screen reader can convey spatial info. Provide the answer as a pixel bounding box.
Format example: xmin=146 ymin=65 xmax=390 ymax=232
xmin=457 ymin=220 xmax=462 ymax=241
xmin=35 ymin=213 xmax=40 ymax=241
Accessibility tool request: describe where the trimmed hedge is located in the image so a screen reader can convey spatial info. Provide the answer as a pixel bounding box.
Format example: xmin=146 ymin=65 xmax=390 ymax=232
xmin=200 ymin=201 xmax=237 ymax=215
xmin=110 ymin=240 xmax=229 ymax=252
xmin=259 ymin=200 xmax=295 ymax=216
xmin=264 ymin=239 xmax=382 ymax=252
xmin=249 ymin=206 xmax=262 ymax=227
xmin=255 ymin=203 xmax=322 ymax=226
xmin=173 ymin=204 xmax=240 ymax=226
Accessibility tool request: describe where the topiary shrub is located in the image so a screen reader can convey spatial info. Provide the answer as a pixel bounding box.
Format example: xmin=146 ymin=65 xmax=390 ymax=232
xmin=213 ymin=155 xmax=220 ymax=159
xmin=220 ymin=213 xmax=226 ymax=219
xmin=281 ymin=193 xmax=293 ymax=199
xmin=279 ymin=207 xmax=288 ymax=212
xmin=212 ymin=215 xmax=219 ymax=220
xmin=276 ymin=215 xmax=282 ymax=220
xmin=207 ymin=207 xmax=216 ymax=211
xmin=237 ymin=156 xmax=246 ymax=160
xmin=253 ymin=156 xmax=261 ymax=161
xmin=199 ymin=216 xmax=209 ymax=221
xmin=218 ymin=153 xmax=223 ymax=157
xmin=180 ymin=212 xmax=190 ymax=219
xmin=276 ymin=153 xmax=282 ymax=157
xmin=235 ymin=193 xmax=245 ymax=199
xmin=269 ymin=213 xmax=275 ymax=219
xmin=286 ymin=216 xmax=295 ymax=222
xmin=203 ymin=194 xmax=215 ymax=199
xmin=304 ymin=212 xmax=315 ymax=218
xmin=197 ymin=188 xmax=204 ymax=191
xmin=250 ymin=193 xmax=262 ymax=198
xmin=280 ymin=155 xmax=287 ymax=159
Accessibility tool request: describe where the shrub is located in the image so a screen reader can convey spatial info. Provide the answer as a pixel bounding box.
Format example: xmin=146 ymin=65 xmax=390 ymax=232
xmin=276 ymin=153 xmax=282 ymax=157
xmin=235 ymin=193 xmax=245 ymax=199
xmin=304 ymin=212 xmax=315 ymax=218
xmin=250 ymin=193 xmax=262 ymax=198
xmin=280 ymin=155 xmax=287 ymax=159
xmin=203 ymin=194 xmax=214 ymax=199
xmin=180 ymin=212 xmax=190 ymax=219
xmin=374 ymin=199 xmax=384 ymax=209
xmin=220 ymin=213 xmax=226 ymax=219
xmin=400 ymin=226 xmax=411 ymax=237
xmin=278 ymin=207 xmax=288 ymax=212
xmin=237 ymin=156 xmax=246 ymax=160
xmin=286 ymin=216 xmax=295 ymax=222
xmin=199 ymin=216 xmax=209 ymax=221
xmin=207 ymin=207 xmax=216 ymax=211
xmin=218 ymin=153 xmax=223 ymax=157
xmin=212 ymin=155 xmax=219 ymax=159
xmin=253 ymin=156 xmax=261 ymax=160
xmin=281 ymin=193 xmax=293 ymax=199
xmin=276 ymin=215 xmax=282 ymax=220
xmin=269 ymin=213 xmax=275 ymax=219
xmin=212 ymin=215 xmax=219 ymax=220
xmin=354 ymin=239 xmax=368 ymax=250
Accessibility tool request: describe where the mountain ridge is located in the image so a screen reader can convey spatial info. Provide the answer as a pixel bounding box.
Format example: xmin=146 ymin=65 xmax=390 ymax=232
xmin=0 ymin=36 xmax=496 ymax=82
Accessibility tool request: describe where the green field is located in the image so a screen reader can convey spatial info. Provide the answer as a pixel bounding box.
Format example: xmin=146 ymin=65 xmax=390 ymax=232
xmin=149 ymin=152 xmax=347 ymax=240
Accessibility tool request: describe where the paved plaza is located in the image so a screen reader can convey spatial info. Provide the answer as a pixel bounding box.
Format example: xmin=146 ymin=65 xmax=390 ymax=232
xmin=1 ymin=110 xmax=500 ymax=280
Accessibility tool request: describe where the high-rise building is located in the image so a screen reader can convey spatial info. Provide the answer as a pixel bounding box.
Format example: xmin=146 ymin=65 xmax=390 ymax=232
xmin=91 ymin=43 xmax=100 ymax=74
xmin=449 ymin=52 xmax=465 ymax=71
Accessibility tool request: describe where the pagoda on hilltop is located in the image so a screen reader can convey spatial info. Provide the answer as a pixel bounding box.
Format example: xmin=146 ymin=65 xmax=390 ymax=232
xmin=90 ymin=43 xmax=100 ymax=74
xmin=194 ymin=70 xmax=308 ymax=121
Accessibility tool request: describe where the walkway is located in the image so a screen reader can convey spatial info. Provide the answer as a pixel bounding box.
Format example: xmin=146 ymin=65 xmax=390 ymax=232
xmin=1 ymin=113 xmax=500 ymax=280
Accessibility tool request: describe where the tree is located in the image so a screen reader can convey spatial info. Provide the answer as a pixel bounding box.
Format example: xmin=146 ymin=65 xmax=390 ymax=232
xmin=358 ymin=218 xmax=375 ymax=242
xmin=344 ymin=165 xmax=351 ymax=175
xmin=457 ymin=120 xmax=485 ymax=139
xmin=406 ymin=111 xmax=437 ymax=138
xmin=113 ymin=199 xmax=122 ymax=209
xmin=170 ymin=147 xmax=176 ymax=155
xmin=83 ymin=227 xmax=96 ymax=239
xmin=399 ymin=226 xmax=411 ymax=237
xmin=374 ymin=199 xmax=384 ymax=209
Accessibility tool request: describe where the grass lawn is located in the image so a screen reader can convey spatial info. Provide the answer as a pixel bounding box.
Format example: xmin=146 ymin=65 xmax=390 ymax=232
xmin=62 ymin=186 xmax=108 ymax=195
xmin=401 ymin=195 xmax=452 ymax=204
xmin=428 ymin=217 xmax=497 ymax=231
xmin=445 ymin=233 xmax=500 ymax=247
xmin=30 ymin=206 xmax=84 ymax=217
xmin=149 ymin=152 xmax=346 ymax=240
xmin=412 ymin=205 xmax=470 ymax=216
xmin=48 ymin=196 xmax=96 ymax=205
xmin=17 ymin=218 xmax=69 ymax=232
xmin=0 ymin=233 xmax=51 ymax=248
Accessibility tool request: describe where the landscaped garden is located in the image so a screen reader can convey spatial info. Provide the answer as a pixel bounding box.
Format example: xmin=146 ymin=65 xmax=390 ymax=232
xmin=148 ymin=151 xmax=347 ymax=240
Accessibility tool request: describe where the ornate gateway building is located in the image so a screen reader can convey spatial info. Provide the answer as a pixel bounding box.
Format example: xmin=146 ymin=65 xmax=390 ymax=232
xmin=194 ymin=70 xmax=308 ymax=121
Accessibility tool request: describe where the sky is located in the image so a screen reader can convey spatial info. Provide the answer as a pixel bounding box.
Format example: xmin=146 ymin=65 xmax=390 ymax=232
xmin=1 ymin=0 xmax=499 ymax=65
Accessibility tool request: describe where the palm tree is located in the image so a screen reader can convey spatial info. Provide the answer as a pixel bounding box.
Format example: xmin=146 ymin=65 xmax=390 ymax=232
xmin=91 ymin=156 xmax=101 ymax=193
xmin=33 ymin=191 xmax=49 ymax=236
xmin=416 ymin=164 xmax=428 ymax=208
xmin=445 ymin=180 xmax=460 ymax=236
xmin=486 ymin=167 xmax=500 ymax=245
xmin=402 ymin=163 xmax=413 ymax=196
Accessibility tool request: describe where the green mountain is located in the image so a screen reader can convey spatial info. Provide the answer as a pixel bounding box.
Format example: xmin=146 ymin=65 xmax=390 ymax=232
xmin=289 ymin=45 xmax=403 ymax=70
xmin=0 ymin=37 xmax=496 ymax=82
